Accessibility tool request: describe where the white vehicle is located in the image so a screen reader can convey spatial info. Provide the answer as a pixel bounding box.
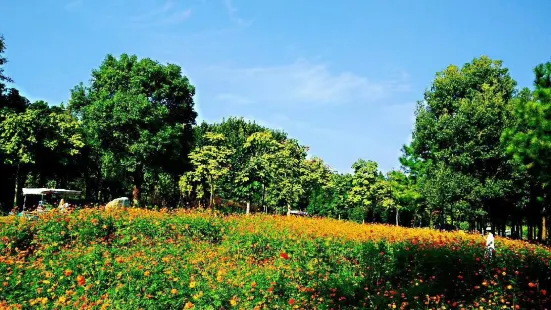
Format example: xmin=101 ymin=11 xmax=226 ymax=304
xmin=106 ymin=197 xmax=131 ymax=209
xmin=22 ymin=188 xmax=81 ymax=212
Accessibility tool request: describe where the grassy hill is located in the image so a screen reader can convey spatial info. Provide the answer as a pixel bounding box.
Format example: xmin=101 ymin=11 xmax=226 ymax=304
xmin=1 ymin=208 xmax=550 ymax=309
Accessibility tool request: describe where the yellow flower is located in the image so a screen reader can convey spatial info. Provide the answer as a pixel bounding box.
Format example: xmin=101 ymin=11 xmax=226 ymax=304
xmin=144 ymin=271 xmax=151 ymax=277
xmin=184 ymin=301 xmax=194 ymax=309
xmin=189 ymin=281 xmax=196 ymax=289
xmin=41 ymin=297 xmax=48 ymax=305
xmin=507 ymin=285 xmax=513 ymax=290
xmin=230 ymin=299 xmax=238 ymax=307
xmin=171 ymin=288 xmax=178 ymax=295
xmin=192 ymin=291 xmax=203 ymax=300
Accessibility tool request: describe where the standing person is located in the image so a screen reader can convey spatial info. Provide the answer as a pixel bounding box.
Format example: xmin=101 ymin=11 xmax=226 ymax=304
xmin=485 ymin=228 xmax=495 ymax=259
xmin=58 ymin=199 xmax=65 ymax=211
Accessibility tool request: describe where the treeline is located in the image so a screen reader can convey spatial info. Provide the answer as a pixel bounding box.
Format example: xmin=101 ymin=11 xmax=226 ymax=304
xmin=1 ymin=35 xmax=551 ymax=242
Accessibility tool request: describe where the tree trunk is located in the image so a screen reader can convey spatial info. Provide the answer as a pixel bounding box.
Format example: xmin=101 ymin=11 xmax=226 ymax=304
xmin=246 ymin=201 xmax=250 ymax=215
xmin=262 ymin=183 xmax=266 ymax=213
xmin=13 ymin=163 xmax=20 ymax=208
xmin=538 ymin=216 xmax=543 ymax=242
xmin=287 ymin=203 xmax=291 ymax=216
xmin=133 ymin=166 xmax=144 ymax=207
xmin=395 ymin=208 xmax=399 ymax=226
xmin=542 ymin=215 xmax=548 ymax=243
xmin=209 ymin=185 xmax=214 ymax=208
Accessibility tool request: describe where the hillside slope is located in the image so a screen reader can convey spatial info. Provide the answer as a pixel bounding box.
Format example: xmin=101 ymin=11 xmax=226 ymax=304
xmin=1 ymin=208 xmax=550 ymax=309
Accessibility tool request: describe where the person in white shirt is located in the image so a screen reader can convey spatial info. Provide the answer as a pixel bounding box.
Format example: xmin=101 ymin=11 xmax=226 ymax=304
xmin=485 ymin=229 xmax=495 ymax=258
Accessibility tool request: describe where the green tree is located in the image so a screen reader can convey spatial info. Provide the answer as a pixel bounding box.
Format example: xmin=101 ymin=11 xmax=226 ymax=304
xmin=385 ymin=170 xmax=422 ymax=226
xmin=193 ymin=117 xmax=287 ymax=205
xmin=237 ymin=131 xmax=281 ymax=214
xmin=0 ymin=103 xmax=83 ymax=206
xmin=301 ymin=157 xmax=333 ymax=214
xmin=0 ymin=34 xmax=30 ymax=210
xmin=348 ymin=159 xmax=380 ymax=223
xmin=0 ymin=34 xmax=12 ymax=84
xmin=503 ymin=61 xmax=551 ymax=241
xmin=180 ymin=132 xmax=233 ymax=208
xmin=409 ymin=56 xmax=518 ymax=230
xmin=69 ymin=54 xmax=197 ymax=206
xmin=270 ymin=139 xmax=307 ymax=215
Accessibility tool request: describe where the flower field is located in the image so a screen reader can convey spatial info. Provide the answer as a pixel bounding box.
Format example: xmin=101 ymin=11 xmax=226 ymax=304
xmin=1 ymin=208 xmax=550 ymax=309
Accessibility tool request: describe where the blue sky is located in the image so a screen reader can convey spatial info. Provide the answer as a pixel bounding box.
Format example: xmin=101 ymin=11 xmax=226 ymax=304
xmin=1 ymin=0 xmax=550 ymax=172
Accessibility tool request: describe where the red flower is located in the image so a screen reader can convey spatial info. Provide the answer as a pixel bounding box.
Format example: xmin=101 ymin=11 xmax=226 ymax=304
xmin=76 ymin=275 xmax=86 ymax=286
xmin=289 ymin=298 xmax=295 ymax=305
xmin=541 ymin=289 xmax=547 ymax=296
xmin=280 ymin=252 xmax=290 ymax=260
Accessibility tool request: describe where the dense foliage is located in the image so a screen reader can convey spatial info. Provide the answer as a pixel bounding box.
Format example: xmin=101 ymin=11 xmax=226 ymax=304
xmin=1 ymin=33 xmax=551 ymax=242
xmin=1 ymin=208 xmax=550 ymax=309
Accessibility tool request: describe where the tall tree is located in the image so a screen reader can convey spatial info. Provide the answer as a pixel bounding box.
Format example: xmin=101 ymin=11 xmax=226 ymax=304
xmin=180 ymin=132 xmax=233 ymax=208
xmin=0 ymin=35 xmax=12 ymax=84
xmin=301 ymin=157 xmax=333 ymax=214
xmin=348 ymin=159 xmax=380 ymax=223
xmin=194 ymin=117 xmax=287 ymax=205
xmin=0 ymin=103 xmax=83 ymax=207
xmin=270 ymin=139 xmax=307 ymax=215
xmin=385 ymin=170 xmax=422 ymax=226
xmin=0 ymin=34 xmax=30 ymax=210
xmin=69 ymin=54 xmax=197 ymax=205
xmin=236 ymin=131 xmax=281 ymax=214
xmin=503 ymin=61 xmax=551 ymax=241
xmin=409 ymin=56 xmax=518 ymax=230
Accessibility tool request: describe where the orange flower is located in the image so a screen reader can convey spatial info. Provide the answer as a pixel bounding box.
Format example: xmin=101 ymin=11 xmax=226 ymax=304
xmin=541 ymin=289 xmax=547 ymax=296
xmin=171 ymin=288 xmax=178 ymax=295
xmin=289 ymin=298 xmax=295 ymax=305
xmin=528 ymin=282 xmax=537 ymax=288
xmin=184 ymin=301 xmax=194 ymax=309
xmin=76 ymin=275 xmax=86 ymax=286
xmin=144 ymin=271 xmax=151 ymax=277
xmin=64 ymin=270 xmax=73 ymax=277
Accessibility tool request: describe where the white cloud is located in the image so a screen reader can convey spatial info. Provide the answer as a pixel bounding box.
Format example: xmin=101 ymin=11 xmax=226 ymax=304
xmin=222 ymin=0 xmax=253 ymax=27
xmin=203 ymin=60 xmax=410 ymax=107
xmin=126 ymin=0 xmax=192 ymax=28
